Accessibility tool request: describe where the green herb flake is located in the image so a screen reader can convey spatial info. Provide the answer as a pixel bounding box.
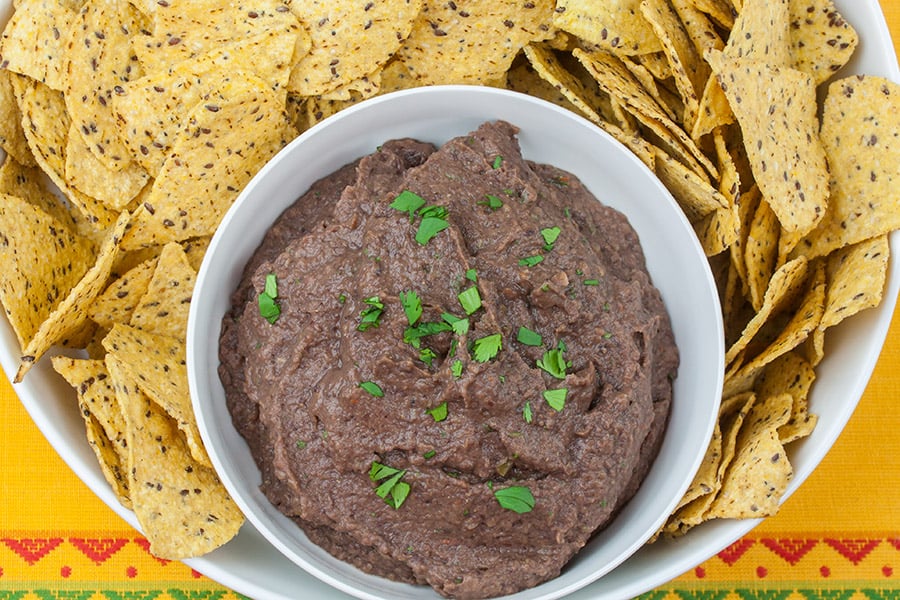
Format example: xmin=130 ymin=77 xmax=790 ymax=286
xmin=442 ymin=312 xmax=470 ymax=335
xmin=540 ymin=226 xmax=561 ymax=251
xmin=451 ymin=359 xmax=463 ymax=379
xmin=493 ymin=485 xmax=535 ymax=514
xmin=583 ymin=279 xmax=600 ymax=286
xmin=457 ymin=285 xmax=482 ymax=315
xmin=543 ymin=388 xmax=568 ymax=412
xmin=404 ymin=321 xmax=453 ymax=346
xmin=415 ymin=216 xmax=450 ymax=245
xmin=390 ymin=189 xmax=425 ymax=218
xmin=419 ymin=205 xmax=449 ymax=220
xmin=479 ymin=194 xmax=504 ymax=210
xmin=523 ymin=401 xmax=533 ymax=424
xmin=465 ymin=268 xmax=478 ymax=282
xmin=359 ymin=381 xmax=384 ymax=397
xmin=357 ymin=296 xmax=384 ymax=331
xmin=492 ymin=155 xmax=503 ymax=169
xmin=472 ymin=333 xmax=502 ymax=363
xmin=516 ymin=326 xmax=543 ymax=347
xmin=518 ymin=255 xmax=544 ymax=268
xmin=399 ymin=290 xmax=422 ymax=326
xmin=338 ymin=293 xmax=347 ymax=304
xmin=369 ymin=461 xmax=410 ymax=510
xmin=296 ymin=440 xmax=307 ymax=450
xmin=423 ymin=449 xmax=436 ymax=460
xmin=537 ymin=347 xmax=568 ymax=379
xmin=426 ymin=401 xmax=449 ymax=422
xmin=258 ymin=273 xmax=280 ymax=324
xmin=419 ymin=347 xmax=437 ymax=367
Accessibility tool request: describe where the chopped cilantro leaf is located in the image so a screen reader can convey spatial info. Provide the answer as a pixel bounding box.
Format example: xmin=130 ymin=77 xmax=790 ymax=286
xmin=403 ymin=321 xmax=452 ymax=345
xmin=516 ymin=326 xmax=543 ymax=347
xmin=426 ymin=401 xmax=448 ymax=422
xmin=357 ymin=296 xmax=384 ymax=331
xmin=258 ymin=273 xmax=280 ymax=324
xmin=492 ymin=155 xmax=503 ymax=169
xmin=390 ymin=190 xmax=425 ymax=218
xmin=419 ymin=347 xmax=437 ymax=367
xmin=423 ymin=449 xmax=436 ymax=460
xmin=451 ymin=359 xmax=463 ymax=378
xmin=441 ymin=312 xmax=470 ymax=335
xmin=472 ymin=333 xmax=502 ymax=363
xmin=359 ymin=381 xmax=384 ymax=397
xmin=518 ymin=255 xmax=544 ymax=267
xmin=537 ymin=346 xmax=568 ymax=379
xmin=457 ymin=285 xmax=482 ymax=315
xmin=523 ymin=401 xmax=533 ymax=424
xmin=543 ymin=388 xmax=568 ymax=411
xmin=338 ymin=293 xmax=347 ymax=304
xmin=540 ymin=226 xmax=561 ymax=251
xmin=415 ymin=216 xmax=450 ymax=245
xmin=479 ymin=194 xmax=504 ymax=210
xmin=583 ymin=279 xmax=600 ymax=286
xmin=370 ymin=461 xmax=410 ymax=510
xmin=465 ymin=268 xmax=478 ymax=282
xmin=493 ymin=485 xmax=535 ymax=514
xmin=419 ymin=205 xmax=449 ymax=219
xmin=296 ymin=440 xmax=307 ymax=449
xmin=399 ymin=290 xmax=422 ymax=326
xmin=264 ymin=273 xmax=278 ymax=297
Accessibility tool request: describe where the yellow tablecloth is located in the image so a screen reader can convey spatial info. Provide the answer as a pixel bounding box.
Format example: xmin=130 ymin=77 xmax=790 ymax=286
xmin=2 ymin=4 xmax=900 ymax=599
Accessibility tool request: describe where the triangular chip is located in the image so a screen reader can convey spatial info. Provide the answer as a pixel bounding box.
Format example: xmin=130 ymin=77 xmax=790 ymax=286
xmin=0 ymin=156 xmax=79 ymax=233
xmin=130 ymin=242 xmax=196 ymax=339
xmin=0 ymin=0 xmax=75 ymax=90
xmin=552 ymin=0 xmax=662 ymax=56
xmin=723 ymin=0 xmax=791 ymax=66
xmin=788 ymin=0 xmax=858 ymax=86
xmin=796 ymin=76 xmax=900 ymax=258
xmin=820 ymin=235 xmax=889 ymax=330
xmin=105 ymin=354 xmax=243 ymax=559
xmin=744 ymin=197 xmax=780 ymax=311
xmin=709 ymin=53 xmax=829 ymax=235
xmin=653 ymin=145 xmax=729 ymax=222
xmin=693 ymin=202 xmax=739 ymax=257
xmin=755 ymin=350 xmax=818 ymax=444
xmin=88 ymin=256 xmax=157 ymax=329
xmin=0 ymin=69 xmax=34 ymax=166
xmin=15 ymin=211 xmax=131 ymax=381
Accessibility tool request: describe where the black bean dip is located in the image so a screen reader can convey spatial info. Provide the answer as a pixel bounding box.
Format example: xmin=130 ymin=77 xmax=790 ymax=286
xmin=219 ymin=121 xmax=678 ymax=599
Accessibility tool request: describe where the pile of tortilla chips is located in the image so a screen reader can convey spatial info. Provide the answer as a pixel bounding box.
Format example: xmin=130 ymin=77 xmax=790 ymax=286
xmin=0 ymin=0 xmax=897 ymax=557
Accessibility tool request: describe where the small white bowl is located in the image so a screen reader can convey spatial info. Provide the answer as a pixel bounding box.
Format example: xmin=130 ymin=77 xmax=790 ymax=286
xmin=187 ymin=85 xmax=724 ymax=600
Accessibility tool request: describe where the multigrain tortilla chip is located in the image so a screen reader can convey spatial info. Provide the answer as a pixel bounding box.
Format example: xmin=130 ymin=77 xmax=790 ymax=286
xmin=63 ymin=0 xmax=148 ymax=172
xmin=744 ymin=197 xmax=780 ymax=311
xmin=52 ymin=356 xmax=131 ymax=506
xmin=0 ymin=0 xmax=75 ymax=90
xmin=0 ymin=69 xmax=34 ymax=166
xmin=723 ymin=0 xmax=791 ymax=66
xmin=88 ymin=257 xmax=157 ymax=329
xmin=122 ymin=74 xmax=296 ymax=248
xmin=755 ymin=350 xmax=818 ymax=444
xmin=130 ymin=242 xmax=196 ymax=339
xmin=552 ymin=0 xmax=662 ymax=56
xmin=796 ymin=76 xmax=900 ymax=259
xmin=105 ymin=354 xmax=242 ymax=559
xmin=685 ymin=0 xmax=735 ymax=30
xmin=115 ymin=30 xmax=298 ymax=177
xmin=15 ymin=211 xmax=130 ymax=382
xmin=288 ymin=0 xmax=421 ymax=95
xmin=0 ymin=156 xmax=79 ymax=232
xmin=788 ymin=0 xmax=858 ymax=86
xmin=102 ymin=323 xmax=210 ymax=468
xmin=693 ymin=202 xmax=739 ymax=257
xmin=652 ymin=145 xmax=729 ymax=223
xmin=0 ymin=194 xmax=95 ymax=350
xmin=820 ymin=235 xmax=889 ymax=330
xmin=709 ymin=53 xmax=829 ymax=235
xmin=398 ymin=0 xmax=555 ymax=86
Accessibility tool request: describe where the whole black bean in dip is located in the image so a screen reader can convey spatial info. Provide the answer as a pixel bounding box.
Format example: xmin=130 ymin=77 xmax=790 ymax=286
xmin=218 ymin=121 xmax=678 ymax=599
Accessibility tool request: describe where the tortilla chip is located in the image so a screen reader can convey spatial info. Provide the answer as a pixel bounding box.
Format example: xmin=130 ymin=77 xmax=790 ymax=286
xmin=685 ymin=0 xmax=735 ymax=30
xmin=694 ymin=202 xmax=739 ymax=257
xmin=15 ymin=210 xmax=130 ymax=381
xmin=653 ymin=145 xmax=729 ymax=222
xmin=88 ymin=257 xmax=157 ymax=329
xmin=755 ymin=350 xmax=817 ymax=444
xmin=0 ymin=193 xmax=95 ymax=350
xmin=820 ymin=235 xmax=889 ymax=330
xmin=181 ymin=236 xmax=211 ymax=272
xmin=0 ymin=69 xmax=34 ymax=166
xmin=0 ymin=156 xmax=79 ymax=232
xmin=102 ymin=323 xmax=210 ymax=468
xmin=398 ymin=0 xmax=554 ymax=86
xmin=52 ymin=356 xmax=132 ymax=506
xmin=121 ymin=74 xmax=296 ymax=248
xmin=796 ymin=76 xmax=900 ymax=259
xmin=709 ymin=53 xmax=829 ymax=236
xmin=723 ymin=0 xmax=791 ymax=66
xmin=552 ymin=0 xmax=662 ymax=55
xmin=676 ymin=419 xmax=723 ymax=510
xmin=130 ymin=242 xmax=196 ymax=339
xmin=0 ymin=0 xmax=75 ymax=90
xmin=745 ymin=197 xmax=780 ymax=311
xmin=105 ymin=354 xmax=242 ymax=559
xmin=788 ymin=0 xmax=858 ymax=86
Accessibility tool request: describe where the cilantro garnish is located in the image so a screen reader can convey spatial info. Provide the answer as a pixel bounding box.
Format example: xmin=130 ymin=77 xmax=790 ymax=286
xmin=472 ymin=333 xmax=502 ymax=362
xmin=457 ymin=285 xmax=482 ymax=315
xmin=359 ymin=381 xmax=384 ymax=397
xmin=493 ymin=485 xmax=535 ymax=514
xmin=419 ymin=347 xmax=437 ymax=367
xmin=465 ymin=268 xmax=478 ymax=282
xmin=492 ymin=155 xmax=503 ymax=169
xmin=518 ymin=255 xmax=543 ymax=267
xmin=540 ymin=226 xmax=561 ymax=251
xmin=390 ymin=189 xmax=425 ymax=218
xmin=537 ymin=343 xmax=569 ymax=379
xmin=416 ymin=216 xmax=450 ymax=245
xmin=399 ymin=290 xmax=422 ymax=326
xmin=390 ymin=190 xmax=450 ymax=245
xmin=258 ymin=273 xmax=280 ymax=324
xmin=516 ymin=326 xmax=542 ymax=347
xmin=451 ymin=359 xmax=464 ymax=378
xmin=543 ymin=388 xmax=568 ymax=412
xmin=426 ymin=401 xmax=448 ymax=422
xmin=369 ymin=462 xmax=411 ymax=509
xmin=441 ymin=312 xmax=470 ymax=335
xmin=423 ymin=449 xmax=436 ymax=460
xmin=523 ymin=401 xmax=533 ymax=424
xmin=479 ymin=194 xmax=504 ymax=210
xmin=583 ymin=279 xmax=600 ymax=286
xmin=404 ymin=321 xmax=452 ymax=346
xmin=357 ymin=296 xmax=384 ymax=331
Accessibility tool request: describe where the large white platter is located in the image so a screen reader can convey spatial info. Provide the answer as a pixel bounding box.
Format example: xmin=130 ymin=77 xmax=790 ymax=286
xmin=1 ymin=1 xmax=898 ymax=599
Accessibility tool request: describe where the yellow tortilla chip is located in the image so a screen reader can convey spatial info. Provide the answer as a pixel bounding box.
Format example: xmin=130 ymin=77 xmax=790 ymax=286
xmin=755 ymin=350 xmax=818 ymax=444
xmin=0 ymin=69 xmax=34 ymax=166
xmin=723 ymin=0 xmax=791 ymax=66
xmin=788 ymin=0 xmax=858 ymax=86
xmin=684 ymin=0 xmax=735 ymax=30
xmin=15 ymin=211 xmax=130 ymax=381
xmin=399 ymin=0 xmax=554 ymax=86
xmin=0 ymin=156 xmax=79 ymax=232
xmin=652 ymin=145 xmax=729 ymax=223
xmin=796 ymin=76 xmax=900 ymax=258
xmin=88 ymin=256 xmax=157 ymax=329
xmin=102 ymin=323 xmax=210 ymax=468
xmin=820 ymin=235 xmax=889 ymax=330
xmin=181 ymin=236 xmax=212 ymax=273
xmin=0 ymin=193 xmax=95 ymax=350
xmin=105 ymin=354 xmax=243 ymax=559
xmin=744 ymin=197 xmax=780 ymax=311
xmin=122 ymin=74 xmax=297 ymax=248
xmin=709 ymin=53 xmax=829 ymax=235
xmin=130 ymin=242 xmax=196 ymax=339
xmin=694 ymin=202 xmax=739 ymax=257
xmin=0 ymin=0 xmax=75 ymax=90
xmin=552 ymin=0 xmax=662 ymax=55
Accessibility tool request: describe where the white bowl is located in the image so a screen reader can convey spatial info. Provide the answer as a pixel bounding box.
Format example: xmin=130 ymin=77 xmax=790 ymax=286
xmin=187 ymin=85 xmax=724 ymax=600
